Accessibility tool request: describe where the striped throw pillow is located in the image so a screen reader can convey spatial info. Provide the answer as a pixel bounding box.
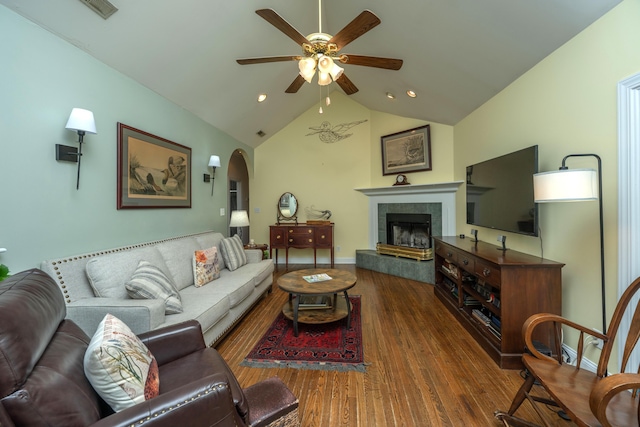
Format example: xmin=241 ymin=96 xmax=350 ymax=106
xmin=220 ymin=235 xmax=247 ymax=271
xmin=125 ymin=260 xmax=183 ymax=314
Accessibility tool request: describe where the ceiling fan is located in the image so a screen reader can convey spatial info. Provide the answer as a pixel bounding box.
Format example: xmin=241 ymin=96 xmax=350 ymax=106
xmin=236 ymin=1 xmax=403 ymax=95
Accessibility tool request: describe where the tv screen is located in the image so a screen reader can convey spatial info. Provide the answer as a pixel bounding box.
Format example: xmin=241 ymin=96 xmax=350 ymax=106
xmin=466 ymin=145 xmax=538 ymax=237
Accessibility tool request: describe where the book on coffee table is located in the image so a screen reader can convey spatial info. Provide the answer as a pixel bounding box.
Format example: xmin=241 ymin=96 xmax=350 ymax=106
xmin=298 ymin=295 xmax=333 ymax=310
xmin=302 ymin=273 xmax=332 ymax=283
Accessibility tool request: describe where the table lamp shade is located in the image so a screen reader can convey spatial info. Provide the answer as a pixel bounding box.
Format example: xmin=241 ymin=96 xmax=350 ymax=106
xmin=229 ymin=210 xmax=250 ymax=227
xmin=533 ymin=169 xmax=598 ymax=202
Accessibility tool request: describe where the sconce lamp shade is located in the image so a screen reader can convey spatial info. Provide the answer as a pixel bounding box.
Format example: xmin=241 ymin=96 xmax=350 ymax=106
xmin=65 ymin=108 xmax=97 ymax=134
xmin=229 ymin=210 xmax=250 ymax=227
xmin=208 ymin=155 xmax=221 ymax=168
xmin=533 ymin=169 xmax=598 ymax=202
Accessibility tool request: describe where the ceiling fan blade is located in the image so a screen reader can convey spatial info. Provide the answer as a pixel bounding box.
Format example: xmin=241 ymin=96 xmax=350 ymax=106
xmin=339 ymin=54 xmax=403 ymax=70
xmin=237 ymin=56 xmax=301 ymax=65
xmin=335 ymin=74 xmax=359 ymax=95
xmin=256 ymin=9 xmax=309 ymax=46
xmin=285 ymin=75 xmax=306 ymax=93
xmin=328 ymin=10 xmax=381 ymax=50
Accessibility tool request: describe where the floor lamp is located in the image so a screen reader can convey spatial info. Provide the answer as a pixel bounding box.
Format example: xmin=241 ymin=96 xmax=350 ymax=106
xmin=229 ymin=210 xmax=250 ymax=243
xmin=533 ymin=153 xmax=606 ymax=334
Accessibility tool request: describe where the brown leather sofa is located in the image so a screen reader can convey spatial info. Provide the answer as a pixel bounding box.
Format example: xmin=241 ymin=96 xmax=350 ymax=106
xmin=0 ymin=269 xmax=299 ymax=427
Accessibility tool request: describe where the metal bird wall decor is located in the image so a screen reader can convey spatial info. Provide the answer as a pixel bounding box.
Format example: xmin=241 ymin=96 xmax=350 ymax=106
xmin=306 ymin=119 xmax=368 ymax=143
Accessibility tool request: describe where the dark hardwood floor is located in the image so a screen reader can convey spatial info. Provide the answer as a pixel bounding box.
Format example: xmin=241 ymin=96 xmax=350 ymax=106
xmin=216 ymin=265 xmax=574 ymax=426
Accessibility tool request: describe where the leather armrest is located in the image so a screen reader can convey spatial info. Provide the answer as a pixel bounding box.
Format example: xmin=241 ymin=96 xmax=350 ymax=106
xmin=89 ymin=373 xmax=245 ymax=427
xmin=0 ymin=403 xmax=16 ymax=427
xmin=137 ymin=320 xmax=206 ymax=366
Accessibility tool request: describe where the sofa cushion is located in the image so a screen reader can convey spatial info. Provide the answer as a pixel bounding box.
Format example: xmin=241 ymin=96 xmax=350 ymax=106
xmin=193 ymin=246 xmax=220 ymax=287
xmin=164 ymin=289 xmax=230 ymax=331
xmin=195 ymin=232 xmax=226 ymax=270
xmin=84 ymin=314 xmax=160 ymax=412
xmin=210 ymin=269 xmax=255 ymax=308
xmin=125 ymin=261 xmax=183 ymax=314
xmin=156 ymin=237 xmax=200 ymax=290
xmin=86 ymin=247 xmax=169 ymax=299
xmin=220 ymin=235 xmax=247 ymax=271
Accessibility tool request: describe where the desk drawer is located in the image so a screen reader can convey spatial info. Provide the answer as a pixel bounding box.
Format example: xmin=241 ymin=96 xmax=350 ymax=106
xmin=314 ymin=226 xmax=333 ymax=247
xmin=270 ymin=227 xmax=287 ymax=248
xmin=435 ymin=241 xmax=458 ymax=263
xmin=475 ymin=261 xmax=501 ymax=287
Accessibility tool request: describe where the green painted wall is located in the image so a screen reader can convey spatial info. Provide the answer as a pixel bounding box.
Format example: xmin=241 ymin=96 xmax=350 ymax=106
xmin=0 ymin=6 xmax=252 ymax=272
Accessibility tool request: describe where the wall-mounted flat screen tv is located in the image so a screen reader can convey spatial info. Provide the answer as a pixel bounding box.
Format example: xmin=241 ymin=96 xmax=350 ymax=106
xmin=466 ymin=145 xmax=538 ymax=237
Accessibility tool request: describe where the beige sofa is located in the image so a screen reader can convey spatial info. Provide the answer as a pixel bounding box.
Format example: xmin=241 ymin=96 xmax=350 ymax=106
xmin=40 ymin=231 xmax=274 ymax=346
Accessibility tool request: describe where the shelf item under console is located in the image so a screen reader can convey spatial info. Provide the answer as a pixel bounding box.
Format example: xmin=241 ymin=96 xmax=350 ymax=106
xmin=433 ymin=236 xmax=564 ymax=369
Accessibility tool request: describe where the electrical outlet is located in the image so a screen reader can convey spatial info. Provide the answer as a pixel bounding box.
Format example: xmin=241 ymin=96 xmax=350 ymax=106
xmin=593 ymin=329 xmax=604 ymax=350
xmin=336 ymin=246 xmax=341 ymax=252
xmin=254 ymin=207 xmax=261 ymax=213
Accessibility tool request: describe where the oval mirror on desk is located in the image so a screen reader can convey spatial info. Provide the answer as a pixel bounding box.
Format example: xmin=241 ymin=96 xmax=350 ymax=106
xmin=277 ymin=192 xmax=298 ymax=224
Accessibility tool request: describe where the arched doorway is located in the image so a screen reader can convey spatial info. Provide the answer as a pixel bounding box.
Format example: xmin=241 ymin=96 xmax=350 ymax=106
xmin=227 ymin=150 xmax=250 ymax=244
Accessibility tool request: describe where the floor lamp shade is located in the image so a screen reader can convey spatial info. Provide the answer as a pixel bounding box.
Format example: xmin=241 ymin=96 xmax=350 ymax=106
xmin=533 ymin=169 xmax=598 ymax=202
xmin=533 ymin=154 xmax=606 ymax=335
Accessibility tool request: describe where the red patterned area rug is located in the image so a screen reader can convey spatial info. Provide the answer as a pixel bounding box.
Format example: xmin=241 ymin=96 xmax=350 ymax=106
xmin=240 ymin=296 xmax=365 ymax=372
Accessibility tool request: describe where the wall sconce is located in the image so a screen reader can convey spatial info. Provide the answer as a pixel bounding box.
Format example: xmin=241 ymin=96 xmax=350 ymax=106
xmin=55 ymin=108 xmax=97 ymax=189
xmin=533 ymin=153 xmax=605 ymax=333
xmin=204 ymin=155 xmax=221 ymax=195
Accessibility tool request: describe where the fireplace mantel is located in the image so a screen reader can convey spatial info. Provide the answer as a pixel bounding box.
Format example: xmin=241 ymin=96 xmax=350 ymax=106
xmin=355 ymin=181 xmax=463 ymax=249
xmin=354 ymin=181 xmax=463 ymax=197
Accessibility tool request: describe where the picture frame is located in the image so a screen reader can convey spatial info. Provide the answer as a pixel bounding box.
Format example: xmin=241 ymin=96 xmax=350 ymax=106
xmin=117 ymin=123 xmax=192 ymax=209
xmin=381 ymin=124 xmax=431 ymax=176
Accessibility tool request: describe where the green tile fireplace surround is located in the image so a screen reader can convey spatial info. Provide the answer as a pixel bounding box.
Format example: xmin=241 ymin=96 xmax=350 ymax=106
xmin=356 ymin=249 xmax=434 ymax=283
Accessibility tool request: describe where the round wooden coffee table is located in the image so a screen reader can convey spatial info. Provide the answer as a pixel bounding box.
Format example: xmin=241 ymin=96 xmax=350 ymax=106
xmin=278 ymin=268 xmax=357 ymax=337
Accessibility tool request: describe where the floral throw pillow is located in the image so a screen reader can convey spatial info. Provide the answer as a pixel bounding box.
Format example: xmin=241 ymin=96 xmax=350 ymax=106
xmin=84 ymin=314 xmax=160 ymax=412
xmin=193 ymin=246 xmax=220 ymax=287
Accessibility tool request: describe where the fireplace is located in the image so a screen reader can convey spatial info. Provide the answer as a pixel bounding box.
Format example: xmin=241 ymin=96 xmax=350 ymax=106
xmin=386 ymin=213 xmax=431 ymax=249
xmin=355 ymin=181 xmax=463 ymax=283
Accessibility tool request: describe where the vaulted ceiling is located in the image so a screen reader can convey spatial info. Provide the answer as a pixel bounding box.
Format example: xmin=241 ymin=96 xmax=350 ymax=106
xmin=1 ymin=0 xmax=621 ymax=147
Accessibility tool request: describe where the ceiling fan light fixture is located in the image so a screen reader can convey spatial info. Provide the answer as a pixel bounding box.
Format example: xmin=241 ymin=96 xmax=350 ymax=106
xmin=298 ymin=57 xmax=317 ymax=83
xmin=317 ymin=55 xmax=334 ymax=74
xmin=329 ymin=63 xmax=344 ymax=81
xmin=318 ymin=71 xmax=331 ymax=86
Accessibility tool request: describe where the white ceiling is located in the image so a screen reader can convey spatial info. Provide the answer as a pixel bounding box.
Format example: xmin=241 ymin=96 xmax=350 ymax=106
xmin=1 ymin=0 xmax=621 ymax=148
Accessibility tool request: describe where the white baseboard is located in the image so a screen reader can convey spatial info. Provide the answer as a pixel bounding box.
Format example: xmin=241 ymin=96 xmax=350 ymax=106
xmin=562 ymin=344 xmax=598 ymax=373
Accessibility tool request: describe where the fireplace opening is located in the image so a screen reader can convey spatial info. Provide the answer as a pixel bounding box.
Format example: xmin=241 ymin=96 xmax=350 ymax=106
xmin=386 ymin=213 xmax=431 ymax=249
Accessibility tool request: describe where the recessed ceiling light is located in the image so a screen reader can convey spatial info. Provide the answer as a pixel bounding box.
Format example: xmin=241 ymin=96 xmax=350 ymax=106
xmin=386 ymin=92 xmax=396 ymax=99
xmin=406 ymin=90 xmax=417 ymax=98
xmin=257 ymin=93 xmax=267 ymax=102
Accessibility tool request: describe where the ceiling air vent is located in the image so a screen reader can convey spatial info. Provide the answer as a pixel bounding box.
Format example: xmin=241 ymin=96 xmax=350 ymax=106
xmin=78 ymin=0 xmax=118 ymax=19
xmin=256 ymin=130 xmax=266 ymax=137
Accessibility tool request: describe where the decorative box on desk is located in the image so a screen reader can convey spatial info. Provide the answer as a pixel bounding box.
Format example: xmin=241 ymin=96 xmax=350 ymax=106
xmin=270 ymin=223 xmax=334 ymax=270
xmin=433 ymin=236 xmax=564 ymax=369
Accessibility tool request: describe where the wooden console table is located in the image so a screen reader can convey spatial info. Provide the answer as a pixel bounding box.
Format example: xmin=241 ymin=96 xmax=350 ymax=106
xmin=270 ymin=223 xmax=334 ymax=270
xmin=433 ymin=236 xmax=564 ymax=369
